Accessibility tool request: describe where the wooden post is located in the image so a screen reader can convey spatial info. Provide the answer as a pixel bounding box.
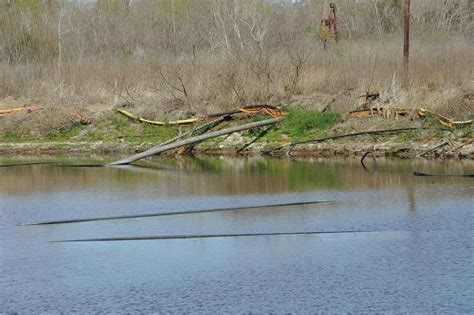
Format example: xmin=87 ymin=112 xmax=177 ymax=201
xmin=403 ymin=0 xmax=411 ymax=89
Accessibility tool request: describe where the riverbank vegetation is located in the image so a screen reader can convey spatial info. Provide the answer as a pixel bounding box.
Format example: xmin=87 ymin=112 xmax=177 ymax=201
xmin=0 ymin=0 xmax=472 ymax=154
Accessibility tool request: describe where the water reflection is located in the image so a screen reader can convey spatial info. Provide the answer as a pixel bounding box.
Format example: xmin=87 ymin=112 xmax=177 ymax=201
xmin=1 ymin=156 xmax=473 ymax=198
xmin=1 ymin=155 xmax=473 ymax=313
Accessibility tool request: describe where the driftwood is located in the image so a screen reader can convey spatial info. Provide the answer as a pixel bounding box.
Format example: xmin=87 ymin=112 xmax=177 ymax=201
xmin=109 ymin=117 xmax=283 ymax=165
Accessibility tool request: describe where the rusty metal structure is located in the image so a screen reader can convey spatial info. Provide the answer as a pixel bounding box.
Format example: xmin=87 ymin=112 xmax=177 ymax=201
xmin=320 ymin=3 xmax=338 ymax=48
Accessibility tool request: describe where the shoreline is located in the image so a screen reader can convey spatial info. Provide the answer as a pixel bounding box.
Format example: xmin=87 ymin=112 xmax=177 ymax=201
xmin=1 ymin=137 xmax=472 ymax=160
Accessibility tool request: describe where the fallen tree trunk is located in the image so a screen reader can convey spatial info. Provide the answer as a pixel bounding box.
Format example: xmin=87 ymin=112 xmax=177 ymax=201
xmin=0 ymin=106 xmax=42 ymax=115
xmin=108 ymin=117 xmax=283 ymax=165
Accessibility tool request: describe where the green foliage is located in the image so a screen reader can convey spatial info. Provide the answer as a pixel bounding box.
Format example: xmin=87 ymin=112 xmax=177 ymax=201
xmin=1 ymin=131 xmax=22 ymax=142
xmin=281 ymin=108 xmax=341 ymax=138
xmin=44 ymin=124 xmax=84 ymax=141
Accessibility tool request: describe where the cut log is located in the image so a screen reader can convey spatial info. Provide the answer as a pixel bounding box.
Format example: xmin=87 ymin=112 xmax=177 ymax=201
xmin=108 ymin=117 xmax=283 ymax=165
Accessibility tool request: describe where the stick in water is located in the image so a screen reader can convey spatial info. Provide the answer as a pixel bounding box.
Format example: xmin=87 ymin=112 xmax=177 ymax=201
xmin=53 ymin=230 xmax=373 ymax=243
xmin=20 ymin=200 xmax=333 ymax=226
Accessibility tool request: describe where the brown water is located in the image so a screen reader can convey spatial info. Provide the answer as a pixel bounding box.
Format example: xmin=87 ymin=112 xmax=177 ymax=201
xmin=1 ymin=156 xmax=473 ymax=313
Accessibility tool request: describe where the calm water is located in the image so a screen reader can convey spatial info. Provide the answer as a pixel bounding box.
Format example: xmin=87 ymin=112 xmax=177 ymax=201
xmin=0 ymin=155 xmax=473 ymax=313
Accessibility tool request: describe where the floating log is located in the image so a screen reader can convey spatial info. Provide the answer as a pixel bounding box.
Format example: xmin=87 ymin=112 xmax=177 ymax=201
xmin=414 ymin=171 xmax=474 ymax=177
xmin=20 ymin=199 xmax=330 ymax=226
xmin=109 ymin=117 xmax=283 ymax=165
xmin=53 ymin=230 xmax=372 ymax=242
xmin=0 ymin=161 xmax=55 ymax=168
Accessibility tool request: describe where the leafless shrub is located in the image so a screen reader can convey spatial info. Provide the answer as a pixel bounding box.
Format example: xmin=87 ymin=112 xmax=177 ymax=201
xmin=0 ymin=0 xmax=472 ymax=118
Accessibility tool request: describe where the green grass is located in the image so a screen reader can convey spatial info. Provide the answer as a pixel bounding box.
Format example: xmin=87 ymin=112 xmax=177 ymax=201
xmin=280 ymin=108 xmax=341 ymax=138
xmin=44 ymin=124 xmax=84 ymax=141
xmin=240 ymin=108 xmax=342 ymax=143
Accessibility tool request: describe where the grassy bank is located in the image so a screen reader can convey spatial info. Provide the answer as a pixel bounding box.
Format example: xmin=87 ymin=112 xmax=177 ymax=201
xmin=1 ymin=105 xmax=472 ymax=160
xmin=0 ymin=2 xmax=472 ymax=158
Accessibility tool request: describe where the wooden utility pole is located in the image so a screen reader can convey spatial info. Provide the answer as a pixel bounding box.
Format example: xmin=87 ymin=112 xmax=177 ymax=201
xmin=403 ymin=0 xmax=411 ymax=89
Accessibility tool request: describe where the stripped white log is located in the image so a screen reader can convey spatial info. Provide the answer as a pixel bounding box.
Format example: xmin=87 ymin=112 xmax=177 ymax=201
xmin=108 ymin=117 xmax=283 ymax=165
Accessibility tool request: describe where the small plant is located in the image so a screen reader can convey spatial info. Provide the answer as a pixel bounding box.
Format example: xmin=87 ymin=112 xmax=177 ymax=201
xmin=281 ymin=107 xmax=341 ymax=138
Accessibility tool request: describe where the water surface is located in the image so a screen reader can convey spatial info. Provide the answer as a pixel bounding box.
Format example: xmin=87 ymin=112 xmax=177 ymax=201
xmin=1 ymin=156 xmax=473 ymax=313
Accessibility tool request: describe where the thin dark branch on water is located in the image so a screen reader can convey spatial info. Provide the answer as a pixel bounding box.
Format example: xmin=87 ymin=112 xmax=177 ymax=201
xmin=20 ymin=199 xmax=331 ymax=226
xmin=360 ymin=151 xmax=377 ymax=173
xmin=413 ymin=171 xmax=474 ymax=177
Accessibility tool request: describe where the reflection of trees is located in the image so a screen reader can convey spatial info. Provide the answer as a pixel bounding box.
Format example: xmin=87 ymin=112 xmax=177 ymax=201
xmin=406 ymin=185 xmax=417 ymax=212
xmin=0 ymin=157 xmax=472 ymax=199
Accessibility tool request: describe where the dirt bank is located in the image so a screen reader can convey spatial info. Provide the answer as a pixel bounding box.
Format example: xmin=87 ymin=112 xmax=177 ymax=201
xmin=1 ymin=131 xmax=472 ymax=160
xmin=1 ymin=97 xmax=472 ymax=160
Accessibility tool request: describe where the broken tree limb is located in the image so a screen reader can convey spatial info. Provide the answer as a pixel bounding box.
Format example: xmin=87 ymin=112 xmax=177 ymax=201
xmin=116 ymin=108 xmax=199 ymax=125
xmin=419 ymin=130 xmax=472 ymax=157
xmin=116 ymin=105 xmax=287 ymax=127
xmin=0 ymin=106 xmax=42 ymax=115
xmin=108 ymin=117 xmax=283 ymax=165
xmin=447 ymin=139 xmax=474 ymax=153
xmin=419 ymin=141 xmax=451 ymax=157
xmin=350 ymin=107 xmax=411 ymax=117
xmin=418 ymin=108 xmax=473 ymax=129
